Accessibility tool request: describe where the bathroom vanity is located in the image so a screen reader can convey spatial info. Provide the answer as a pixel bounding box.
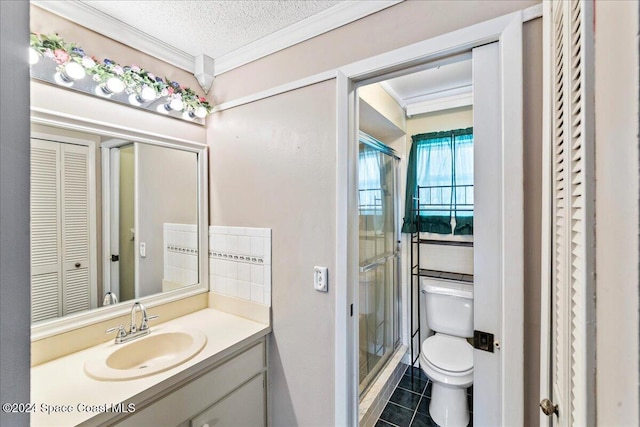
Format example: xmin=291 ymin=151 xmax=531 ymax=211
xmin=30 ymin=308 xmax=270 ymax=426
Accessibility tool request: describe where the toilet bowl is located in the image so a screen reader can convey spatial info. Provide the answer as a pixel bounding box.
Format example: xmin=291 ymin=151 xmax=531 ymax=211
xmin=420 ymin=334 xmax=473 ymax=426
xmin=419 ymin=278 xmax=474 ymax=427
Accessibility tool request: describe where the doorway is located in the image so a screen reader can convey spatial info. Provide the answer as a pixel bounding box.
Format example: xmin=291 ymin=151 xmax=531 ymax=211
xmin=335 ymin=11 xmax=525 ymax=426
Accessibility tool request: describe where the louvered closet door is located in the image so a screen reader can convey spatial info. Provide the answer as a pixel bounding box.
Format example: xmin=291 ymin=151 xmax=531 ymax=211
xmin=60 ymin=143 xmax=91 ymax=315
xmin=30 ymin=139 xmax=62 ymax=322
xmin=545 ymin=1 xmax=595 ymax=425
xmin=30 ymin=139 xmax=92 ymax=321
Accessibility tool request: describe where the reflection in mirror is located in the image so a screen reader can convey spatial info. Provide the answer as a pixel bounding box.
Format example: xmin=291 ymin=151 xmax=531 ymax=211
xmin=30 ymin=124 xmax=200 ymax=324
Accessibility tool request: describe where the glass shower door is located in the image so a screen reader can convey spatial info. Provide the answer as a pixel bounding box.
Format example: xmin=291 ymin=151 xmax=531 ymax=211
xmin=358 ymin=134 xmax=400 ymax=395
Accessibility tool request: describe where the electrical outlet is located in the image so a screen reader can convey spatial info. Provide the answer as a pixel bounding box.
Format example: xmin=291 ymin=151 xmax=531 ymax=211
xmin=314 ymin=266 xmax=328 ymax=292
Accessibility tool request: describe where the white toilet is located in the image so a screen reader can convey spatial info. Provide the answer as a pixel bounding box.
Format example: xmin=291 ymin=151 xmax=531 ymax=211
xmin=419 ymin=278 xmax=474 ymax=427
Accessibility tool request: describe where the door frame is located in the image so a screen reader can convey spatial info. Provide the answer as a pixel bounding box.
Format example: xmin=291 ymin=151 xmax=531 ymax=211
xmin=101 ymin=138 xmax=133 ymax=299
xmin=335 ymin=9 xmax=531 ymax=426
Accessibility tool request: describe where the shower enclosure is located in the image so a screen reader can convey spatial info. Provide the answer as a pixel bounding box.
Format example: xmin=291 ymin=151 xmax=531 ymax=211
xmin=358 ymin=132 xmax=401 ymax=395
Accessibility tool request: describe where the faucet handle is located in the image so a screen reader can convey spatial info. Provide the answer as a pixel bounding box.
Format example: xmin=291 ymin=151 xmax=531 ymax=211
xmin=140 ymin=314 xmax=159 ymax=331
xmin=106 ymin=324 xmax=127 ymax=339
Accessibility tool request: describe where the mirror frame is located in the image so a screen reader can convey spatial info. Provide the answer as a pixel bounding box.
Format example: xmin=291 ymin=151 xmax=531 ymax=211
xmin=30 ymin=108 xmax=209 ymax=341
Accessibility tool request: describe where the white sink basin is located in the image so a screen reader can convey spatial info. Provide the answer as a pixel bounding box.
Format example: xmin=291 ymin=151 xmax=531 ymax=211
xmin=84 ymin=329 xmax=207 ymax=381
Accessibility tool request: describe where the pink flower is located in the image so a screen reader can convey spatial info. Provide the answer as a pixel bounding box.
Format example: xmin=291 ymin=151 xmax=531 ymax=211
xmin=199 ymin=97 xmax=206 ymax=102
xmin=131 ymin=65 xmax=141 ymax=73
xmin=113 ymin=65 xmax=124 ymax=76
xmin=53 ymin=48 xmax=69 ymax=64
xmin=167 ymin=87 xmax=174 ymax=95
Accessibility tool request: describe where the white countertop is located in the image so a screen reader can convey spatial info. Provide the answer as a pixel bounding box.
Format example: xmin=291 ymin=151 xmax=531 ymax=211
xmin=31 ymin=308 xmax=270 ymax=426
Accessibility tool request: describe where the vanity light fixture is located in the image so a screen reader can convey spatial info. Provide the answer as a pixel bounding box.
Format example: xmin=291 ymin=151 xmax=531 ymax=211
xmin=194 ymin=106 xmax=208 ymax=119
xmin=166 ymin=97 xmax=184 ymax=112
xmin=61 ymin=61 xmax=86 ymax=80
xmin=29 ymin=32 xmax=213 ymax=124
xmin=139 ymin=85 xmax=157 ymax=102
xmin=95 ymin=77 xmax=125 ymax=97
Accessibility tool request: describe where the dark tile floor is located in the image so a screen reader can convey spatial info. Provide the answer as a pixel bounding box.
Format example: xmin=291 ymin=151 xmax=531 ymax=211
xmin=375 ymin=364 xmax=473 ymax=427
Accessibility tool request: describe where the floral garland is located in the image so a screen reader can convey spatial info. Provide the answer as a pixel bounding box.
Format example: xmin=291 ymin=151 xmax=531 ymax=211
xmin=29 ymin=33 xmax=212 ymax=116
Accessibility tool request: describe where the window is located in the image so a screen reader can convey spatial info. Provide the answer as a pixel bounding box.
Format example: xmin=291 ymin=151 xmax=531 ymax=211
xmin=401 ymin=127 xmax=473 ymax=235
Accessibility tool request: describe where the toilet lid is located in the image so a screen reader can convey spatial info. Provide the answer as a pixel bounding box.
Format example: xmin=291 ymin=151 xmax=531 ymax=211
xmin=422 ymin=335 xmax=473 ymax=373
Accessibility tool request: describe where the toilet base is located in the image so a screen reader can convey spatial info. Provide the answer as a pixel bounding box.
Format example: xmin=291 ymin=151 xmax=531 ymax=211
xmin=429 ymin=382 xmax=470 ymax=427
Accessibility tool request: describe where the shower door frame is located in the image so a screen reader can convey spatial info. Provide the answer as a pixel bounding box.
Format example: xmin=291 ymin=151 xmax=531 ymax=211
xmin=356 ymin=132 xmax=401 ymax=396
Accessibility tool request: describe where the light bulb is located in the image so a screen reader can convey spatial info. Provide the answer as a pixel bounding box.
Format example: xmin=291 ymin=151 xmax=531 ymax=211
xmin=63 ymin=61 xmax=85 ymax=80
xmin=106 ymin=77 xmax=125 ymax=93
xmin=128 ymin=93 xmax=142 ymax=106
xmin=168 ymin=97 xmax=184 ymax=111
xmin=29 ymin=48 xmax=39 ymax=65
xmin=139 ymin=85 xmax=156 ymax=102
xmin=194 ymin=106 xmax=208 ymax=118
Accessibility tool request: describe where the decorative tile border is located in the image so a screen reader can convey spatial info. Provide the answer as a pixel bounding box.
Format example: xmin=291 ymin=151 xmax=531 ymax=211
xmin=167 ymin=245 xmax=198 ymax=255
xmin=163 ymin=223 xmax=199 ymax=287
xmin=209 ymin=226 xmax=272 ymax=307
xmin=209 ymin=251 xmax=263 ymax=264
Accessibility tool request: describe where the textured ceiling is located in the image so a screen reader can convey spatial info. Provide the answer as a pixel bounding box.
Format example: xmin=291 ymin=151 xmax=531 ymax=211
xmin=81 ymin=0 xmax=342 ymax=59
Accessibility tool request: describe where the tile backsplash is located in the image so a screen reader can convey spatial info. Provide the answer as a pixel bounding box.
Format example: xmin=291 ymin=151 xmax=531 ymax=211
xmin=209 ymin=226 xmax=272 ymax=307
xmin=163 ymin=223 xmax=199 ymax=290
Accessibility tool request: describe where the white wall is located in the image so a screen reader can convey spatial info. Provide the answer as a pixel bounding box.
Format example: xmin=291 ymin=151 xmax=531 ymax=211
xmin=209 ymin=80 xmax=337 ymax=426
xmin=137 ymin=144 xmax=198 ymax=297
xmin=595 ymin=1 xmax=640 ymax=425
xmin=0 ymin=2 xmax=30 ymax=426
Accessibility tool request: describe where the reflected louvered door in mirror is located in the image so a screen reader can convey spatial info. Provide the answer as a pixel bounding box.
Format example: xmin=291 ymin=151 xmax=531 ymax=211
xmin=544 ymin=1 xmax=596 ymax=426
xmin=31 ymin=139 xmax=62 ymax=322
xmin=31 ymin=139 xmax=92 ymax=322
xmin=61 ymin=144 xmax=91 ymax=315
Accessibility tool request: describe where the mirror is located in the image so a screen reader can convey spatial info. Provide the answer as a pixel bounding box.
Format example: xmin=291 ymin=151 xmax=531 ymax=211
xmin=30 ymin=122 xmax=206 ymax=326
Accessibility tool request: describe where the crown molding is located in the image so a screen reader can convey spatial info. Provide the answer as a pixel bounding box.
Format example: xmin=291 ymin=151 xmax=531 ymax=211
xmin=405 ymin=86 xmax=473 ymax=117
xmin=214 ymin=0 xmax=403 ymax=75
xmin=32 ymin=0 xmax=195 ymax=72
xmin=32 ymin=0 xmax=403 ymax=77
xmin=379 ymin=81 xmax=407 ymax=109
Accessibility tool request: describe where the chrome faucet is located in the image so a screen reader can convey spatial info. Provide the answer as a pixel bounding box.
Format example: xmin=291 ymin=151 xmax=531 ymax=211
xmin=102 ymin=291 xmax=118 ymax=306
xmin=129 ymin=301 xmax=145 ymax=334
xmin=106 ymin=301 xmax=159 ymax=344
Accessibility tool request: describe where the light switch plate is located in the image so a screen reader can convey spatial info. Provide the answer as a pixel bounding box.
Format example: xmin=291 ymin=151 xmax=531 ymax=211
xmin=140 ymin=242 xmax=146 ymax=258
xmin=314 ymin=266 xmax=328 ymax=292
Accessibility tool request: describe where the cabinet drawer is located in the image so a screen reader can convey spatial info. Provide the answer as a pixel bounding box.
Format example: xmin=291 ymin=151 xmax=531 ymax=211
xmin=190 ymin=374 xmax=265 ymax=427
xmin=117 ymin=339 xmax=265 ymax=426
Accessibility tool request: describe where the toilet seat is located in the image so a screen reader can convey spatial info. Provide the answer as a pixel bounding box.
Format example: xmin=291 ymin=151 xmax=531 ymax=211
xmin=422 ymin=334 xmax=473 ymax=376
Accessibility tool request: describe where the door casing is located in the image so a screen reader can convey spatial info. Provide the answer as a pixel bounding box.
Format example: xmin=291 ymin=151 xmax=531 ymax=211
xmin=335 ymin=9 xmax=529 ymax=426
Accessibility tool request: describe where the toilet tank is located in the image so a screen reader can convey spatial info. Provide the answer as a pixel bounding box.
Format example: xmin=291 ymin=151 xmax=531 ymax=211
xmin=421 ymin=278 xmax=474 ymax=338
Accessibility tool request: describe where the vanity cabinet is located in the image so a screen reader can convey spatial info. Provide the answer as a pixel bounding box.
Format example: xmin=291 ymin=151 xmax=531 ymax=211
xmin=190 ymin=374 xmax=265 ymax=427
xmin=115 ymin=338 xmax=267 ymax=427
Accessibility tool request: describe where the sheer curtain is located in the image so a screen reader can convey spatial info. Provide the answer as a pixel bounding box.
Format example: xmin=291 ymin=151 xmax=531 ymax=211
xmin=358 ymin=144 xmax=382 ymax=217
xmin=401 ymin=127 xmax=474 ymax=235
xmin=453 ymin=132 xmax=474 ymax=234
